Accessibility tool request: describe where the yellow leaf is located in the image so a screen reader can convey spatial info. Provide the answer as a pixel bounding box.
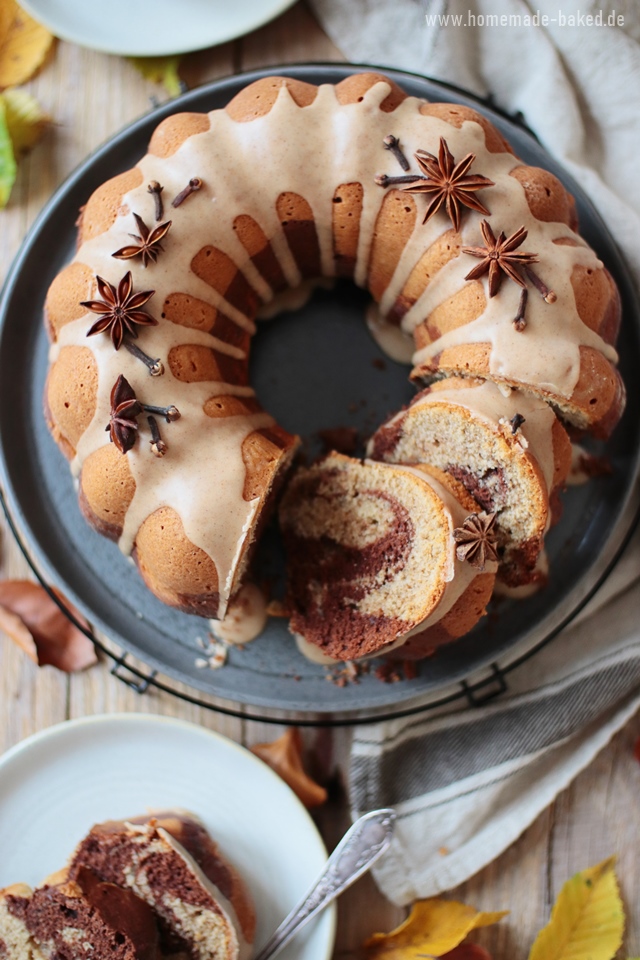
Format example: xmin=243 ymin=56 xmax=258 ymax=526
xmin=528 ymin=857 xmax=624 ymax=960
xmin=364 ymin=899 xmax=508 ymax=959
xmin=129 ymin=55 xmax=183 ymax=97
xmin=0 ymin=94 xmax=17 ymax=206
xmin=2 ymin=87 xmax=49 ymax=154
xmin=0 ymin=0 xmax=54 ymax=89
xmin=0 ymin=1 xmax=13 ymax=48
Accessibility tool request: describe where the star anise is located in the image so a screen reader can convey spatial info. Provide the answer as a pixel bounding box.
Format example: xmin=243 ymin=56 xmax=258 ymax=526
xmin=462 ymin=220 xmax=539 ymax=297
xmin=399 ymin=138 xmax=495 ymax=231
xmin=107 ymin=375 xmax=141 ymax=454
xmin=112 ymin=213 xmax=172 ymax=267
xmin=81 ymin=272 xmax=157 ymax=350
xmin=453 ymin=512 xmax=500 ymax=569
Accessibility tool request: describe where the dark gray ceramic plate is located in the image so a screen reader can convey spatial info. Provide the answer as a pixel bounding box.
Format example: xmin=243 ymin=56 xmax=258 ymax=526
xmin=1 ymin=65 xmax=639 ymax=720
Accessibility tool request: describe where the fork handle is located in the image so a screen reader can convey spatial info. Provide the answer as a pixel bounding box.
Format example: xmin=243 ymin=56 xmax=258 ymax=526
xmin=252 ymin=808 xmax=396 ymax=960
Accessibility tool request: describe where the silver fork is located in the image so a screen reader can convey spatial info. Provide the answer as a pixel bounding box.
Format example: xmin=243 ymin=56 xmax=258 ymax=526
xmin=253 ymin=808 xmax=396 ymax=960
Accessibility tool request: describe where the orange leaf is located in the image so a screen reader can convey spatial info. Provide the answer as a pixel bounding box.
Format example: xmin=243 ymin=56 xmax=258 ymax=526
xmin=0 ymin=0 xmax=54 ymax=89
xmin=251 ymin=728 xmax=328 ymax=808
xmin=0 ymin=580 xmax=96 ymax=671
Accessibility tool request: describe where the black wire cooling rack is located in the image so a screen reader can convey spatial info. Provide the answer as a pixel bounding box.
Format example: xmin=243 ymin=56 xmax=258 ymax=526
xmin=1 ymin=65 xmax=639 ymax=727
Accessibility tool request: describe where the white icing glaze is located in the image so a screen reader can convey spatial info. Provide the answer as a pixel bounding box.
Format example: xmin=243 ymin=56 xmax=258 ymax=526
xmin=366 ymin=302 xmax=414 ymax=364
xmin=50 ymin=76 xmax=620 ymax=626
xmin=256 ymin=278 xmax=333 ymax=319
xmin=389 ymin=463 xmax=494 ymax=639
xmin=402 ymin=141 xmax=617 ymax=398
xmin=296 ymin=633 xmax=340 ymax=664
xmin=210 ymin=582 xmax=267 ymax=643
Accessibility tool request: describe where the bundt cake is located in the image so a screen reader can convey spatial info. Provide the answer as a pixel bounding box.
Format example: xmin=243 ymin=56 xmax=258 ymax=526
xmin=0 ymin=812 xmax=254 ymax=960
xmin=42 ymin=71 xmax=625 ymax=656
xmin=279 ymin=453 xmax=497 ymax=662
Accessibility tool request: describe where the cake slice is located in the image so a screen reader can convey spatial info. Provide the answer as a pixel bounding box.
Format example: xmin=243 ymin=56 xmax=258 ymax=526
xmin=0 ymin=870 xmax=160 ymax=960
xmin=0 ymin=884 xmax=46 ymax=960
xmin=68 ymin=812 xmax=254 ymax=960
xmin=279 ymin=452 xmax=497 ymax=662
xmin=369 ymin=378 xmax=572 ymax=588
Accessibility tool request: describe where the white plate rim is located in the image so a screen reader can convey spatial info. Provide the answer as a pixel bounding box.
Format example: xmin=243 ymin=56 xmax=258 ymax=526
xmin=17 ymin=0 xmax=298 ymax=57
xmin=0 ymin=712 xmax=337 ymax=960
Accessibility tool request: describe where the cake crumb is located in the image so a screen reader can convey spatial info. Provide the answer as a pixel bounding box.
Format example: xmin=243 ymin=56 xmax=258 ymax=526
xmin=194 ymin=635 xmax=228 ymax=670
xmin=372 ymin=357 xmax=386 ymax=371
xmin=375 ymin=659 xmax=418 ymax=683
xmin=266 ymin=599 xmax=290 ymax=617
xmin=402 ymin=660 xmax=418 ymax=680
xmin=438 ymin=846 xmax=450 ymax=856
xmin=375 ymin=662 xmax=402 ymax=683
xmin=325 ymin=660 xmax=366 ymax=686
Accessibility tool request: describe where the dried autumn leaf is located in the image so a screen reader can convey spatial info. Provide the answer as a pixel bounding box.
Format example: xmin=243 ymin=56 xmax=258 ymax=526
xmin=0 ymin=93 xmax=16 ymax=206
xmin=129 ymin=56 xmax=183 ymax=97
xmin=0 ymin=580 xmax=97 ymax=672
xmin=364 ymin=900 xmax=507 ymax=960
xmin=441 ymin=946 xmax=493 ymax=960
xmin=0 ymin=0 xmax=54 ymax=89
xmin=0 ymin=0 xmax=13 ymax=47
xmin=528 ymin=857 xmax=624 ymax=960
xmin=2 ymin=87 xmax=49 ymax=154
xmin=251 ymin=728 xmax=328 ymax=808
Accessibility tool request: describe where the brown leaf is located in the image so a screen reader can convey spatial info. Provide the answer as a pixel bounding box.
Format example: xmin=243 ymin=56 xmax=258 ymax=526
xmin=0 ymin=580 xmax=97 ymax=671
xmin=0 ymin=0 xmax=55 ymax=89
xmin=441 ymin=946 xmax=493 ymax=960
xmin=251 ymin=728 xmax=328 ymax=808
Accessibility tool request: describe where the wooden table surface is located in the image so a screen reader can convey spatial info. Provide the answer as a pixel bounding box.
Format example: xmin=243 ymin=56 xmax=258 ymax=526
xmin=1 ymin=3 xmax=639 ymax=956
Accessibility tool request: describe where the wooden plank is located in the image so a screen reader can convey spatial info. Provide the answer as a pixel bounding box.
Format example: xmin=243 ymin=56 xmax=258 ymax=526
xmin=0 ymin=644 xmax=68 ymax=754
xmin=548 ymin=711 xmax=640 ymax=957
xmin=240 ymin=1 xmax=345 ymax=69
xmin=68 ymin=645 xmax=243 ymax=743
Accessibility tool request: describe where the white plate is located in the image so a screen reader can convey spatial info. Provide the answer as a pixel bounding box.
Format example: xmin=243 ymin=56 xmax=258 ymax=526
xmin=18 ymin=0 xmax=298 ymax=56
xmin=0 ymin=713 xmax=336 ymax=960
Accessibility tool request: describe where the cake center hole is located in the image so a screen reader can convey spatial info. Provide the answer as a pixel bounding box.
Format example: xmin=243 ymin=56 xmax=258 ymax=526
xmin=249 ymin=282 xmax=415 ymax=459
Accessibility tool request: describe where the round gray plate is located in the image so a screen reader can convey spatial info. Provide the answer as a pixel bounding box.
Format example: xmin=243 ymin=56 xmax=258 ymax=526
xmin=0 ymin=65 xmax=639 ymax=719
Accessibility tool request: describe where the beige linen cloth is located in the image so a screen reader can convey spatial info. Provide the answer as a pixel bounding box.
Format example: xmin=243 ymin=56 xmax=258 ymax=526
xmin=309 ymin=0 xmax=640 ymax=903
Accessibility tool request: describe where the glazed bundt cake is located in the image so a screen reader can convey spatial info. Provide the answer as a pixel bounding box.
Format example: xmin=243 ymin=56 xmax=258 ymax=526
xmin=0 ymin=812 xmax=254 ymax=960
xmin=42 ymin=71 xmax=625 ymax=656
xmin=279 ymin=453 xmax=497 ymax=662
